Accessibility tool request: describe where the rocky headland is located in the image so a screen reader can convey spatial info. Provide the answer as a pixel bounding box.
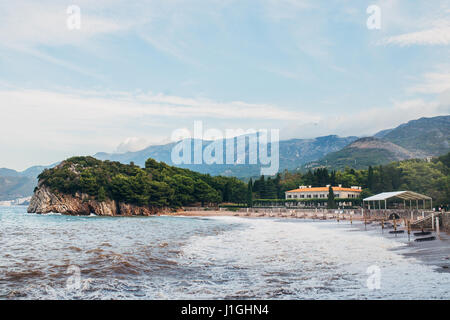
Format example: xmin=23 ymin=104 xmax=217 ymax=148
xmin=27 ymin=183 xmax=162 ymax=216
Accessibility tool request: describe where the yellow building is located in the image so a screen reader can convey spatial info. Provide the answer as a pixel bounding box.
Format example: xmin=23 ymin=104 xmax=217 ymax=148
xmin=285 ymin=185 xmax=362 ymax=200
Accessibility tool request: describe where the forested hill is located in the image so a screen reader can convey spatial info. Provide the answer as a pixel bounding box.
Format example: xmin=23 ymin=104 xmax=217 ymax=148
xmin=375 ymin=115 xmax=450 ymax=156
xmin=275 ymin=152 xmax=450 ymax=207
xmin=37 ymin=156 xmax=247 ymax=208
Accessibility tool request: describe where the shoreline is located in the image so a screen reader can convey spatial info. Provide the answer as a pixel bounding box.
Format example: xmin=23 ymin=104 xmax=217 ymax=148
xmin=160 ymin=209 xmax=367 ymax=220
xmin=161 ymin=209 xmax=450 ymax=274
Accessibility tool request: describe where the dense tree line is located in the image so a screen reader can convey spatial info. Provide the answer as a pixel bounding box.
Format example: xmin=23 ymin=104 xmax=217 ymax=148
xmin=38 ymin=156 xmax=247 ymax=208
xmin=249 ymin=152 xmax=450 ymax=207
xmin=38 ymin=153 xmax=449 ymax=209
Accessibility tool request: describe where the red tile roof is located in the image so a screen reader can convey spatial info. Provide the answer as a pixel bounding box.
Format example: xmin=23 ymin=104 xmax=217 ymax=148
xmin=286 ymin=187 xmax=362 ymax=193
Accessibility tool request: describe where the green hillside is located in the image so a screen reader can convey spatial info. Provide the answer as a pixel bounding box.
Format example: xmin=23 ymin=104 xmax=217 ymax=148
xmin=376 ymin=115 xmax=450 ymax=156
xmin=304 ymin=137 xmax=415 ymax=170
xmin=275 ymin=152 xmax=450 ymax=207
xmin=38 ymin=156 xmax=248 ymax=207
xmin=0 ymin=176 xmax=36 ymax=201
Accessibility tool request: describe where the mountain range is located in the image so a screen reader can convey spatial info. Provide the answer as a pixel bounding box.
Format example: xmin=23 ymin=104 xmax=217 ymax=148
xmin=304 ymin=115 xmax=450 ymax=170
xmin=94 ymin=134 xmax=358 ymax=177
xmin=0 ymin=115 xmax=448 ymax=200
xmin=304 ymin=137 xmax=418 ymax=170
xmin=0 ymin=165 xmax=53 ymax=201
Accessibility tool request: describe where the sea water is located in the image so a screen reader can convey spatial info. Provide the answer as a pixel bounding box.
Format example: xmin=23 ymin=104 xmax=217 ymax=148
xmin=0 ymin=206 xmax=449 ymax=299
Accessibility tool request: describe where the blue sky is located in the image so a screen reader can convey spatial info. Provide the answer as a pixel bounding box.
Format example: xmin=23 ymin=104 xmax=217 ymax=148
xmin=0 ymin=0 xmax=449 ymax=170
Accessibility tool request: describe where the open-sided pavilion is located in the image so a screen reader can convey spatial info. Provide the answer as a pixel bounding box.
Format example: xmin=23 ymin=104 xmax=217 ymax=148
xmin=363 ymin=191 xmax=432 ymax=210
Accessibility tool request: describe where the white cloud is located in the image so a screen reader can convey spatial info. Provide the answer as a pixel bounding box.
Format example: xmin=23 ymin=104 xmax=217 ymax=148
xmin=0 ymin=86 xmax=319 ymax=169
xmin=1 ymin=85 xmax=448 ymax=170
xmin=409 ymin=71 xmax=450 ymax=94
xmin=281 ymin=98 xmax=449 ymax=139
xmin=376 ymin=0 xmax=450 ymax=47
xmin=0 ymin=1 xmax=126 ymax=47
xmin=116 ymin=137 xmax=152 ymax=153
xmin=0 ymin=86 xmax=318 ymax=141
xmin=380 ymin=26 xmax=450 ymax=46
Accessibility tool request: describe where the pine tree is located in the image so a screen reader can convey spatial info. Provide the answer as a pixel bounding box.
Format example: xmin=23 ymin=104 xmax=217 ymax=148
xmin=223 ymin=181 xmax=232 ymax=202
xmin=275 ymin=173 xmax=283 ymax=198
xmin=367 ymin=166 xmax=374 ymax=191
xmin=247 ymin=179 xmax=253 ymax=207
xmin=258 ymin=175 xmax=266 ymax=198
xmin=330 ymin=170 xmax=337 ymax=186
xmin=265 ymin=177 xmax=277 ymax=199
xmin=327 ymin=185 xmax=337 ymax=209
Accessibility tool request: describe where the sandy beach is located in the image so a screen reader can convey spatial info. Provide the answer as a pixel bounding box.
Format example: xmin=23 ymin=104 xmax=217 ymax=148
xmin=160 ymin=209 xmax=366 ymax=220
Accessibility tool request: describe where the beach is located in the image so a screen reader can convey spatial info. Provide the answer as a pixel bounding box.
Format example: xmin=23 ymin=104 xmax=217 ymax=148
xmin=161 ymin=209 xmax=365 ymax=220
xmin=1 ymin=205 xmax=449 ymax=299
xmin=163 ymin=208 xmax=450 ymax=274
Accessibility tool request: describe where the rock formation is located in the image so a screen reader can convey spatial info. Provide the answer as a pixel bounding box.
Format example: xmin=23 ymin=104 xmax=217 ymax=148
xmin=27 ymin=183 xmax=162 ymax=216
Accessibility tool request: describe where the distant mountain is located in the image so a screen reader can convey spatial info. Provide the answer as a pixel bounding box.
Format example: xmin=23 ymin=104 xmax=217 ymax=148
xmin=304 ymin=137 xmax=417 ymax=170
xmin=374 ymin=115 xmax=450 ymax=156
xmin=94 ymin=135 xmax=359 ymax=177
xmin=304 ymin=115 xmax=450 ymax=171
xmin=0 ymin=164 xmax=55 ymax=201
xmin=2 ymin=115 xmax=448 ymax=200
xmin=0 ymin=168 xmax=20 ymax=177
xmin=0 ymin=176 xmax=36 ymax=201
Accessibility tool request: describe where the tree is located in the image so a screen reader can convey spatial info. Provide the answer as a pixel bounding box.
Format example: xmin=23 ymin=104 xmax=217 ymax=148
xmin=265 ymin=177 xmax=278 ymax=199
xmin=367 ymin=166 xmax=374 ymax=191
xmin=223 ymin=181 xmax=232 ymax=202
xmin=274 ymin=173 xmax=283 ymax=198
xmin=330 ymin=170 xmax=337 ymax=186
xmin=97 ymin=186 xmax=107 ymax=202
xmin=247 ymin=179 xmax=253 ymax=207
xmin=194 ymin=179 xmax=221 ymax=206
xmin=327 ymin=186 xmax=337 ymax=209
xmin=39 ymin=156 xmax=248 ymax=209
xmin=256 ymin=175 xmax=266 ymax=198
xmin=304 ymin=170 xmax=314 ymax=186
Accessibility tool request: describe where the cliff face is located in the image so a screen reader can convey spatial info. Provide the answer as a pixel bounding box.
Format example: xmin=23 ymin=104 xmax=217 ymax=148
xmin=27 ymin=184 xmax=161 ymax=216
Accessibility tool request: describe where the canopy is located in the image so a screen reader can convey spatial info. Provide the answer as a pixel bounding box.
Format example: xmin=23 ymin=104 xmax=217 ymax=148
xmin=363 ymin=191 xmax=431 ymax=202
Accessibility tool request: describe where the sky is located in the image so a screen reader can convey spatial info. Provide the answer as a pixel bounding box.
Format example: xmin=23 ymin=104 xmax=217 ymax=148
xmin=0 ymin=0 xmax=449 ymax=170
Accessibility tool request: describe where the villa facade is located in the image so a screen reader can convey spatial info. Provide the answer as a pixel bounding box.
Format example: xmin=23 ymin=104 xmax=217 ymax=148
xmin=285 ymin=185 xmax=362 ymax=200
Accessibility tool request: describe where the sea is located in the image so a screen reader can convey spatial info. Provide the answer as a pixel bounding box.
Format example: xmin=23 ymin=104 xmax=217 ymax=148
xmin=1 ymin=206 xmax=449 ymax=300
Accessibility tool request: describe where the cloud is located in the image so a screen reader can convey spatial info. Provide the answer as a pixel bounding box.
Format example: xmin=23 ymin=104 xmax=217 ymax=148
xmin=116 ymin=137 xmax=152 ymax=153
xmin=0 ymin=1 xmax=126 ymax=47
xmin=281 ymin=98 xmax=449 ymax=139
xmin=380 ymin=26 xmax=450 ymax=46
xmin=0 ymin=88 xmax=313 ymax=132
xmin=0 ymin=1 xmax=136 ymax=78
xmin=0 ymin=85 xmax=319 ymax=169
xmin=0 ymin=86 xmax=319 ymax=145
xmin=1 ymin=84 xmax=448 ymax=170
xmin=376 ymin=1 xmax=450 ymax=47
xmin=408 ymin=71 xmax=450 ymax=94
